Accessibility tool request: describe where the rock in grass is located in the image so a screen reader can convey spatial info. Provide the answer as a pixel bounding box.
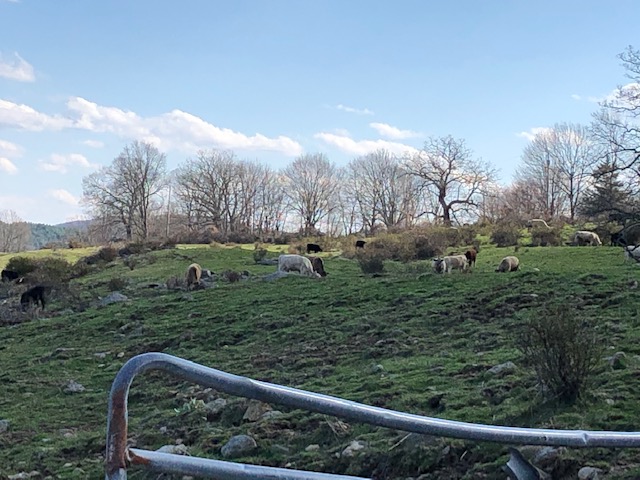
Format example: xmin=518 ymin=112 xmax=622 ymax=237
xmin=221 ymin=434 xmax=257 ymax=458
xmin=99 ymin=292 xmax=128 ymax=306
xmin=0 ymin=419 xmax=9 ymax=433
xmin=63 ymin=380 xmax=85 ymax=394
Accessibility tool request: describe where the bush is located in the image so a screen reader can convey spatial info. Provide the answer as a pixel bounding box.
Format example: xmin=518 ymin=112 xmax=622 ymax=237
xmin=4 ymin=256 xmax=38 ymax=276
xmin=530 ymin=226 xmax=563 ymax=247
xmin=107 ymin=276 xmax=128 ymax=291
xmin=253 ymin=247 xmax=268 ymax=263
xmin=515 ymin=304 xmax=604 ymax=403
xmin=356 ymin=250 xmax=385 ymax=274
xmin=490 ymin=224 xmax=521 ymax=247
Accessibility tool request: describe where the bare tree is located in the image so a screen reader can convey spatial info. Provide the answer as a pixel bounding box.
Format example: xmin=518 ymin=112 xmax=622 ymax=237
xmin=405 ymin=136 xmax=496 ymax=225
xmin=282 ymin=153 xmax=341 ymax=235
xmin=346 ymin=150 xmax=424 ymax=232
xmin=519 ymin=123 xmax=597 ymax=221
xmin=0 ymin=210 xmax=30 ymax=252
xmin=82 ymin=141 xmax=167 ymax=241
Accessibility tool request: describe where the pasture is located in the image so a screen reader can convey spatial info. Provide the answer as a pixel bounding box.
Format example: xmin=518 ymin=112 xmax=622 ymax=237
xmin=1 ymin=243 xmax=640 ymax=479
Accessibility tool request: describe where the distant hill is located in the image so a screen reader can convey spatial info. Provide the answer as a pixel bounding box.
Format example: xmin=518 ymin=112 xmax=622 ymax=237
xmin=26 ymin=220 xmax=91 ymax=250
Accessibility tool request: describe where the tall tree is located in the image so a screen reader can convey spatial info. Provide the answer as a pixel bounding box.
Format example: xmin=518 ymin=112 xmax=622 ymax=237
xmin=83 ymin=141 xmax=167 ymax=241
xmin=578 ymin=158 xmax=637 ymax=223
xmin=405 ymin=135 xmax=496 ymax=225
xmin=518 ymin=123 xmax=597 ymax=220
xmin=0 ymin=210 xmax=30 ymax=252
xmin=282 ymin=153 xmax=341 ymax=235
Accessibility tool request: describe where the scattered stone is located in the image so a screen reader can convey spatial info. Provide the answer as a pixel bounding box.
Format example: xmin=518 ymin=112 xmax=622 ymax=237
xmin=188 ymin=312 xmax=203 ymax=318
xmin=341 ymin=440 xmax=367 ymax=458
xmin=305 ymin=444 xmax=320 ymax=452
xmin=532 ymin=446 xmax=563 ymax=469
xmin=578 ymin=466 xmax=603 ymax=479
xmin=99 ymin=292 xmax=128 ymax=306
xmin=8 ymin=472 xmax=40 ymax=480
xmin=63 ymin=380 xmax=85 ymax=394
xmin=159 ymin=426 xmax=168 ymax=434
xmin=204 ymin=398 xmax=228 ymax=418
xmin=262 ymin=271 xmax=290 ymax=281
xmin=605 ymin=398 xmax=615 ymax=406
xmin=0 ymin=419 xmax=9 ymax=433
xmin=157 ymin=444 xmax=189 ymax=455
xmin=221 ymin=434 xmax=257 ymax=458
xmin=94 ymin=352 xmax=109 ymax=359
xmin=260 ymin=410 xmax=283 ymax=421
xmin=117 ymin=352 xmax=125 ymax=358
xmin=369 ymin=363 xmax=385 ymax=374
xmin=180 ymin=293 xmax=194 ymax=301
xmin=487 ymin=361 xmax=516 ymax=376
xmin=243 ymin=400 xmax=272 ymax=422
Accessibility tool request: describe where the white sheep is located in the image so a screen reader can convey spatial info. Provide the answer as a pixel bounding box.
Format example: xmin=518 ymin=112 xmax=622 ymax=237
xmin=433 ymin=255 xmax=468 ymax=274
xmin=496 ymin=256 xmax=520 ymax=272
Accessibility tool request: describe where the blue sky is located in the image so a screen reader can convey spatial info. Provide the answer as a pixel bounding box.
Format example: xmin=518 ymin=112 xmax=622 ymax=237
xmin=0 ymin=0 xmax=637 ymax=225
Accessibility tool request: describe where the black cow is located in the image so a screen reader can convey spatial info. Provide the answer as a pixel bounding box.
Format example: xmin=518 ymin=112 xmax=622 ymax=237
xmin=611 ymin=232 xmax=627 ymax=247
xmin=1 ymin=269 xmax=20 ymax=282
xmin=20 ymin=285 xmax=47 ymax=311
xmin=355 ymin=240 xmax=366 ymax=249
xmin=306 ymin=243 xmax=323 ymax=254
xmin=307 ymin=256 xmax=328 ymax=277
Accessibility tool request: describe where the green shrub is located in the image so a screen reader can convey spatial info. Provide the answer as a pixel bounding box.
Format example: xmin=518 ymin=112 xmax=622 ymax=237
xmin=253 ymin=247 xmax=268 ymax=263
xmin=107 ymin=276 xmax=128 ymax=291
xmin=530 ymin=226 xmax=563 ymax=247
xmin=490 ymin=224 xmax=521 ymax=247
xmin=515 ymin=304 xmax=604 ymax=403
xmin=356 ymin=250 xmax=385 ymax=274
xmin=4 ymin=256 xmax=38 ymax=276
xmin=23 ymin=257 xmax=73 ymax=284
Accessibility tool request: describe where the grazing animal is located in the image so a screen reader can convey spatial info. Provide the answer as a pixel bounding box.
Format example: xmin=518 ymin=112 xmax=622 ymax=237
xmin=464 ymin=248 xmax=477 ymax=267
xmin=185 ymin=263 xmax=203 ymax=289
xmin=355 ymin=240 xmax=366 ymax=249
xmin=611 ymin=231 xmax=626 ymax=247
xmin=624 ymin=245 xmax=640 ymax=263
xmin=278 ymin=254 xmax=320 ymax=278
xmin=433 ymin=255 xmax=468 ymax=274
xmin=573 ymin=230 xmax=602 ymax=246
xmin=496 ymin=256 xmax=520 ymax=272
xmin=307 ymin=256 xmax=328 ymax=277
xmin=306 ymin=243 xmax=323 ymax=254
xmin=1 ymin=269 xmax=20 ymax=282
xmin=20 ymin=285 xmax=47 ymax=310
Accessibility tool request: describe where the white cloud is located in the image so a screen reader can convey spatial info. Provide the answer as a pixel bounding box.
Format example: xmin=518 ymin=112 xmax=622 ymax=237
xmin=334 ymin=104 xmax=374 ymax=116
xmin=571 ymin=94 xmax=581 ymax=101
xmin=39 ymin=153 xmax=98 ymax=173
xmin=369 ymin=122 xmax=421 ymax=140
xmin=0 ymin=52 xmax=35 ymax=82
xmin=49 ymin=189 xmax=80 ymax=206
xmin=516 ymin=127 xmax=552 ymax=142
xmin=82 ymin=139 xmax=105 ymax=148
xmin=315 ymin=132 xmax=418 ymax=157
xmin=0 ymin=157 xmax=18 ymax=174
xmin=0 ymin=138 xmax=23 ymax=157
xmin=0 ymin=99 xmax=73 ymax=131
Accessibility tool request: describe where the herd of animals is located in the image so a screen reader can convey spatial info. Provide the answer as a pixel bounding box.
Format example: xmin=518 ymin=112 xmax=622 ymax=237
xmin=2 ymin=228 xmax=640 ymax=311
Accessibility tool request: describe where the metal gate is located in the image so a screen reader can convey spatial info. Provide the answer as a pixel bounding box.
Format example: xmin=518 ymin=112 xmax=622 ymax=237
xmin=106 ymin=353 xmax=640 ymax=479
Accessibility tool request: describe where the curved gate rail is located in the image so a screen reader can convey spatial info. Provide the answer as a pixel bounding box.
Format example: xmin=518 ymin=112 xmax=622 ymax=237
xmin=106 ymin=353 xmax=640 ymax=479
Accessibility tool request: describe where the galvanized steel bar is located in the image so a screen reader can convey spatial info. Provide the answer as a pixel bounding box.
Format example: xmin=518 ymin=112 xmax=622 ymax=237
xmin=127 ymin=448 xmax=367 ymax=479
xmin=106 ymin=352 xmax=640 ymax=479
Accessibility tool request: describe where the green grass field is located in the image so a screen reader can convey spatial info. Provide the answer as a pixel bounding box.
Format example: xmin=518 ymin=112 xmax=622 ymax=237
xmin=1 ymin=243 xmax=640 ymax=479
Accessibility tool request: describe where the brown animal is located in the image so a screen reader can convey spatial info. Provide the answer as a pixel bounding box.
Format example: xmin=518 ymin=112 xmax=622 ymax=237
xmin=464 ymin=248 xmax=477 ymax=267
xmin=185 ymin=263 xmax=202 ymax=289
xmin=307 ymin=256 xmax=328 ymax=277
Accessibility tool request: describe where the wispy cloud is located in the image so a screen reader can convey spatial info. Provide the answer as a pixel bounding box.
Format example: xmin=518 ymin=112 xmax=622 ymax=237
xmin=0 ymin=97 xmax=304 ymax=156
xmin=315 ymin=132 xmax=418 ymax=157
xmin=369 ymin=122 xmax=421 ymax=140
xmin=0 ymin=157 xmax=18 ymax=174
xmin=571 ymin=94 xmax=581 ymax=101
xmin=39 ymin=153 xmax=99 ymax=173
xmin=82 ymin=139 xmax=105 ymax=148
xmin=516 ymin=127 xmax=552 ymax=142
xmin=334 ymin=104 xmax=374 ymax=116
xmin=0 ymin=52 xmax=35 ymax=82
xmin=49 ymin=189 xmax=80 ymax=206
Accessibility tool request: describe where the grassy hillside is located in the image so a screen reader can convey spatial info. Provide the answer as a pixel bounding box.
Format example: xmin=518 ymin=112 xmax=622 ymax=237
xmin=1 ymin=243 xmax=640 ymax=479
